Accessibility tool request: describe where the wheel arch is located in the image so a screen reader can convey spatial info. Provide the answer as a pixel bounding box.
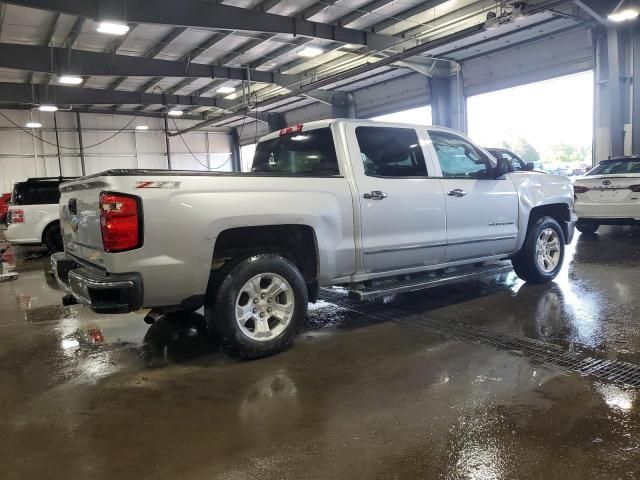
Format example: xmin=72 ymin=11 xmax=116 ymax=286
xmin=527 ymin=203 xmax=572 ymax=242
xmin=210 ymin=224 xmax=320 ymax=302
xmin=41 ymin=218 xmax=60 ymax=243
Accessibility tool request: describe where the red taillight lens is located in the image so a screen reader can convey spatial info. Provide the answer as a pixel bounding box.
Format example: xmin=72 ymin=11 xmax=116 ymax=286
xmin=573 ymin=185 xmax=590 ymax=194
xmin=10 ymin=209 xmax=24 ymax=223
xmin=629 ymin=185 xmax=640 ymax=192
xmin=99 ymin=192 xmax=142 ymax=253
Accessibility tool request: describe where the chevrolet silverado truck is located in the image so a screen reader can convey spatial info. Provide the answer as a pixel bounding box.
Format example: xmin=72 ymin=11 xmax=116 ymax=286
xmin=52 ymin=119 xmax=576 ymax=359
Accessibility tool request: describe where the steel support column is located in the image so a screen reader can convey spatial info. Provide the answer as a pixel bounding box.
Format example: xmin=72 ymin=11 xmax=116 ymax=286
xmin=231 ymin=128 xmax=242 ymax=172
xmin=164 ymin=115 xmax=172 ymax=169
xmin=607 ymin=27 xmax=625 ymax=157
xmin=53 ymin=111 xmax=62 ymax=175
xmin=76 ymin=111 xmax=85 ymax=175
xmin=632 ymin=25 xmax=640 ymax=155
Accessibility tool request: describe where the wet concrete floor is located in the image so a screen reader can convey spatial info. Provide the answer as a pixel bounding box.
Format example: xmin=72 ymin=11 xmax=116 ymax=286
xmin=1 ymin=226 xmax=640 ymax=479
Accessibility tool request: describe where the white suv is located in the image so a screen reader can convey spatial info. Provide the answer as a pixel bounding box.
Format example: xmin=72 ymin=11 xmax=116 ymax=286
xmin=6 ymin=177 xmax=77 ymax=252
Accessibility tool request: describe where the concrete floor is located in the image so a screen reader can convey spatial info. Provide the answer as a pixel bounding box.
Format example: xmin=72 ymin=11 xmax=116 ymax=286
xmin=1 ymin=227 xmax=640 ymax=479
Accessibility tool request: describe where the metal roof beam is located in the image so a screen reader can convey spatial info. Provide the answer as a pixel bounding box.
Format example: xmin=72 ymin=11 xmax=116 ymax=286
xmin=370 ymin=0 xmax=450 ymax=33
xmin=4 ymin=0 xmax=400 ymax=50
xmin=60 ymin=16 xmax=85 ymax=48
xmin=0 ymin=82 xmax=237 ymax=109
xmin=44 ymin=12 xmax=61 ymax=46
xmin=144 ymin=27 xmax=188 ymax=59
xmin=336 ymin=0 xmax=395 ymax=27
xmin=0 ymin=43 xmax=303 ymax=87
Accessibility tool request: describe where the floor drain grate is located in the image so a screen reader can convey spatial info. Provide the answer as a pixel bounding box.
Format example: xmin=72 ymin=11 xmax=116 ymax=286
xmin=319 ymin=289 xmax=640 ymax=388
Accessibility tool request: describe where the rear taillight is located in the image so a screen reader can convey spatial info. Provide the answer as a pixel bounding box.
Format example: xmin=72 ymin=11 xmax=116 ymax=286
xmin=629 ymin=185 xmax=640 ymax=192
xmin=573 ymin=185 xmax=590 ymax=194
xmin=99 ymin=192 xmax=142 ymax=253
xmin=9 ymin=209 xmax=24 ymax=223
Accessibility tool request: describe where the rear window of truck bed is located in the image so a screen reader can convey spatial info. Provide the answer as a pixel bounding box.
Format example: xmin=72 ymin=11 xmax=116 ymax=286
xmin=252 ymin=128 xmax=340 ymax=176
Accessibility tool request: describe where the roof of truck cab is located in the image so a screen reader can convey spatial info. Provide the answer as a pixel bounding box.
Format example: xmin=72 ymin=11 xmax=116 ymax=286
xmin=256 ymin=119 xmax=464 ymax=143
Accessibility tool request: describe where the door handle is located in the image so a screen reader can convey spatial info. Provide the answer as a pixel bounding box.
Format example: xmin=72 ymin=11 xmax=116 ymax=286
xmin=447 ymin=189 xmax=467 ymax=198
xmin=363 ymin=190 xmax=387 ymax=200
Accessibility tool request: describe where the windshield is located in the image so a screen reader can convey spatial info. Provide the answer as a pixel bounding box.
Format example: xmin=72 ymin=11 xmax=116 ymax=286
xmin=252 ymin=128 xmax=339 ymax=176
xmin=587 ymin=159 xmax=640 ymax=176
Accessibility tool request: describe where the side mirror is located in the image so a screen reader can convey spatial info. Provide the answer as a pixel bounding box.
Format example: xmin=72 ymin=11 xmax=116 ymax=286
xmin=525 ymin=162 xmax=535 ymax=171
xmin=495 ymin=157 xmax=514 ymax=177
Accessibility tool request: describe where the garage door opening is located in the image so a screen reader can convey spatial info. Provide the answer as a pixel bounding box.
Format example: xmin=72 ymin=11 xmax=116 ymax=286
xmin=468 ymin=71 xmax=594 ymax=176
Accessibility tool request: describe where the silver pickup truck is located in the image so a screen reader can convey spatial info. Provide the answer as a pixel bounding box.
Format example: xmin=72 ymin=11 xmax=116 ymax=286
xmin=52 ymin=119 xmax=576 ymax=359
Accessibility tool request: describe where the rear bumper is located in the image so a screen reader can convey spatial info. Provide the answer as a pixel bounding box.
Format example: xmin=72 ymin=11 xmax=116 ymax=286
xmin=51 ymin=252 xmax=142 ymax=314
xmin=575 ymin=202 xmax=640 ymax=221
xmin=5 ymin=223 xmax=40 ymax=244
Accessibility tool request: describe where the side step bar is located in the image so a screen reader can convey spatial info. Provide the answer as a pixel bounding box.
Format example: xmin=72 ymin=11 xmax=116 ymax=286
xmin=348 ymin=264 xmax=513 ymax=301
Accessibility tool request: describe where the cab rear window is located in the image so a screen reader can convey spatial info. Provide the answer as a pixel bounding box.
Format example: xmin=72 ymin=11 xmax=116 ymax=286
xmin=251 ymin=128 xmax=340 ymax=176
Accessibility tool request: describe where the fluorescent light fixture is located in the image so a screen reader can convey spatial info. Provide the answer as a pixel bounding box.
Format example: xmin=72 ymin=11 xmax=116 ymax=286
xmin=97 ymin=21 xmax=130 ymax=35
xmin=38 ymin=105 xmax=58 ymax=112
xmin=135 ymin=125 xmax=149 ymax=131
xmin=608 ymin=9 xmax=639 ymax=22
xmin=216 ymin=86 xmax=236 ymax=94
xmin=224 ymin=93 xmax=239 ymax=100
xmin=168 ymin=109 xmax=184 ymax=117
xmin=58 ymin=75 xmax=83 ymax=85
xmin=25 ymin=122 xmax=42 ymax=128
xmin=342 ymin=44 xmax=360 ymax=50
xmin=297 ymin=47 xmax=323 ymax=58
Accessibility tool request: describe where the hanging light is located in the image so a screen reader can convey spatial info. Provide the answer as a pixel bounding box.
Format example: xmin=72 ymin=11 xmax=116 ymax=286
xmin=97 ymin=21 xmax=130 ymax=35
xmin=608 ymin=0 xmax=640 ymax=22
xmin=25 ymin=122 xmax=42 ymax=128
xmin=168 ymin=109 xmax=184 ymax=117
xmin=38 ymin=105 xmax=58 ymax=112
xmin=58 ymin=75 xmax=83 ymax=85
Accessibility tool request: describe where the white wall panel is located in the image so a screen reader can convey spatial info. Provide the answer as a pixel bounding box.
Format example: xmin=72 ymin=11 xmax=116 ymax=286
xmin=0 ymin=109 xmax=233 ymax=191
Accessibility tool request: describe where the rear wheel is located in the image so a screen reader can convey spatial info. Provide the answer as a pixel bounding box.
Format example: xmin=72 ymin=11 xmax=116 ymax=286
xmin=43 ymin=222 xmax=63 ymax=253
xmin=205 ymin=254 xmax=307 ymax=360
xmin=512 ymin=216 xmax=565 ymax=283
xmin=576 ymin=221 xmax=599 ymax=234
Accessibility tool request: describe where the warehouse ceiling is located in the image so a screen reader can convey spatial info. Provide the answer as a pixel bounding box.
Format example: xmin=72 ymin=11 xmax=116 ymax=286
xmin=0 ymin=0 xmax=598 ymax=127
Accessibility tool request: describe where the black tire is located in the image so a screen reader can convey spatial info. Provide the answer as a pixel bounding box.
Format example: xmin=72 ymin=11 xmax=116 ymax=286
xmin=205 ymin=254 xmax=308 ymax=360
xmin=512 ymin=216 xmax=565 ymax=284
xmin=576 ymin=221 xmax=599 ymax=234
xmin=43 ymin=222 xmax=63 ymax=253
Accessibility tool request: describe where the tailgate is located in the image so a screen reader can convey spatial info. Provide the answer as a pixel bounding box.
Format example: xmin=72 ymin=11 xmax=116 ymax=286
xmin=59 ymin=178 xmax=109 ymax=266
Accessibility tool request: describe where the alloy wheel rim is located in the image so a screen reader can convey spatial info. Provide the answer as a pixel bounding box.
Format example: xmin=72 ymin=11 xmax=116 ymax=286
xmin=235 ymin=273 xmax=295 ymax=342
xmin=535 ymin=228 xmax=561 ymax=273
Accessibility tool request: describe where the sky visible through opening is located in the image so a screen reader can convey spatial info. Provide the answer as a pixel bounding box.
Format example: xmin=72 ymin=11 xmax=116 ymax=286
xmin=467 ymin=70 xmax=593 ymax=170
xmin=241 ymin=72 xmax=593 ymax=174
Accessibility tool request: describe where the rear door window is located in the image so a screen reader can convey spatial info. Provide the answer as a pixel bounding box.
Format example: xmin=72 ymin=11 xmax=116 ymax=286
xmin=355 ymin=126 xmax=427 ymax=177
xmin=251 ymin=128 xmax=339 ymax=176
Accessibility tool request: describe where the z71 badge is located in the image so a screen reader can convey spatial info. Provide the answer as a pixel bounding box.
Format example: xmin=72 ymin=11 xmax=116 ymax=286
xmin=135 ymin=181 xmax=181 ymax=189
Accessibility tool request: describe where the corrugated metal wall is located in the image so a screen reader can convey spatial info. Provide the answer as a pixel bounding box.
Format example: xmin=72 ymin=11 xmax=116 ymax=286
xmin=0 ymin=109 xmax=233 ymax=193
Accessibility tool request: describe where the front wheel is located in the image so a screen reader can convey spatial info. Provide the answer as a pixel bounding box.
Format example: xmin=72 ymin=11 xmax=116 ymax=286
xmin=205 ymin=254 xmax=308 ymax=360
xmin=512 ymin=216 xmax=565 ymax=284
xmin=576 ymin=221 xmax=599 ymax=234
